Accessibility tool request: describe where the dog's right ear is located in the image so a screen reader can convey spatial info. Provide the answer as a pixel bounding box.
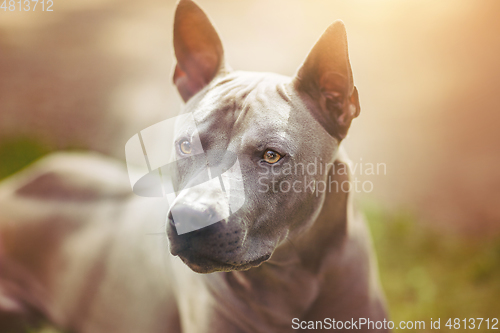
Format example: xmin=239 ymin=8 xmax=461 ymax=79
xmin=173 ymin=0 xmax=228 ymax=102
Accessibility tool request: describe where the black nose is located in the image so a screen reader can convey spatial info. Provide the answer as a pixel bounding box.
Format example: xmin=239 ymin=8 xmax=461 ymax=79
xmin=169 ymin=203 xmax=214 ymax=235
xmin=167 ymin=204 xmax=224 ymax=256
xmin=168 ymin=210 xmax=176 ymax=229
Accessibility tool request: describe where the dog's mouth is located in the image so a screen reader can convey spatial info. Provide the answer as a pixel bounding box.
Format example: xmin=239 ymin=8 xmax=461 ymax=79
xmin=176 ymin=249 xmax=271 ymax=273
xmin=166 ymin=209 xmax=272 ymax=273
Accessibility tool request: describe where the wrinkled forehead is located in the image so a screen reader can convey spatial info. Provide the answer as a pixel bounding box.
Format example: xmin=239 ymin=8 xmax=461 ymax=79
xmin=182 ymin=71 xmax=308 ymax=138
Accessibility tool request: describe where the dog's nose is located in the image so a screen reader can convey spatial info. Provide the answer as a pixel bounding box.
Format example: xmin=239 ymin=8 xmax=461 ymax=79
xmin=167 ymin=210 xmax=176 ymax=230
xmin=169 ymin=204 xmax=214 ymax=235
xmin=167 ymin=205 xmax=224 ymax=256
xmin=166 ymin=204 xmax=245 ymax=266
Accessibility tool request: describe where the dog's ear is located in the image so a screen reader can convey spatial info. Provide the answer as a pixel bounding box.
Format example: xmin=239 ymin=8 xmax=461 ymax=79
xmin=173 ymin=0 xmax=228 ymax=102
xmin=294 ymin=20 xmax=360 ymax=140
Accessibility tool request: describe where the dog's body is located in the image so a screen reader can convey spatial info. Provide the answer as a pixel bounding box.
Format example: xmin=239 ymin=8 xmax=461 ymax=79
xmin=0 ymin=1 xmax=389 ymax=332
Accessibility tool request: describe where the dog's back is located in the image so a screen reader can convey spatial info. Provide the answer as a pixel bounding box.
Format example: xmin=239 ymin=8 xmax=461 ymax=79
xmin=0 ymin=153 xmax=181 ymax=332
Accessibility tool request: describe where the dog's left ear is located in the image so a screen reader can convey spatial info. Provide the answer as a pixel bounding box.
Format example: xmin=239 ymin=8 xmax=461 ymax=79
xmin=173 ymin=0 xmax=228 ymax=102
xmin=294 ymin=20 xmax=360 ymax=140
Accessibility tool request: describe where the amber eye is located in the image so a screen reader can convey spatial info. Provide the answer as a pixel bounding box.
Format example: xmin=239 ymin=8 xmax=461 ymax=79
xmin=263 ymin=150 xmax=282 ymax=164
xmin=179 ymin=140 xmax=192 ymax=154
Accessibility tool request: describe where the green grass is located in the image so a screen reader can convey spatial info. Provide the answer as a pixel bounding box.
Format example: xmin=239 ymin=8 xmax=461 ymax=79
xmin=0 ymin=137 xmax=54 ymax=181
xmin=366 ymin=205 xmax=500 ymax=331
xmin=1 ymin=138 xmax=498 ymax=332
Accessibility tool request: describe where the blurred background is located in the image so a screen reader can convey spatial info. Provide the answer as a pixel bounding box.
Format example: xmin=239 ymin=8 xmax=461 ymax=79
xmin=0 ymin=0 xmax=499 ymax=331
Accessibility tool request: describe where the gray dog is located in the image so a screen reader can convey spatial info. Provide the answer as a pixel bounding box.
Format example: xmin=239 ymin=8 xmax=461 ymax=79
xmin=0 ymin=0 xmax=389 ymax=332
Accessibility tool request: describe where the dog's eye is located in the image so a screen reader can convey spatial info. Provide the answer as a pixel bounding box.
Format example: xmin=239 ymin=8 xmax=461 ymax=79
xmin=263 ymin=150 xmax=282 ymax=164
xmin=179 ymin=140 xmax=192 ymax=154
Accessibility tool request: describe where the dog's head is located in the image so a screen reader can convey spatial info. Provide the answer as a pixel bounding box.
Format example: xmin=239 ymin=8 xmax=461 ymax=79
xmin=166 ymin=0 xmax=360 ymax=273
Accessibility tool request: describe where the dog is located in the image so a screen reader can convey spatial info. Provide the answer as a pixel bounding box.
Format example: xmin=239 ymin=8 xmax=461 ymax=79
xmin=0 ymin=0 xmax=389 ymax=332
